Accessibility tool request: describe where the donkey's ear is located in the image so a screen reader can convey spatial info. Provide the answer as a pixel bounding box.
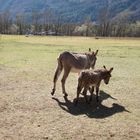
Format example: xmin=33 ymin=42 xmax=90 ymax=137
xmin=109 ymin=67 xmax=113 ymax=73
xmin=103 ymin=65 xmax=106 ymax=69
xmin=95 ymin=50 xmax=98 ymax=56
xmin=89 ymin=48 xmax=91 ymax=52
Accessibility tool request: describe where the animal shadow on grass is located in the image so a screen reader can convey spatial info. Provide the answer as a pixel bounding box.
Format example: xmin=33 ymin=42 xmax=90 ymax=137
xmin=52 ymin=90 xmax=130 ymax=118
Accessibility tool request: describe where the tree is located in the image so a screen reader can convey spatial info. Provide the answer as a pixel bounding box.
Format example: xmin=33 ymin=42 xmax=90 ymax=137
xmin=97 ymin=7 xmax=111 ymax=36
xmin=83 ymin=16 xmax=94 ymax=36
xmin=73 ymin=24 xmax=87 ymax=36
xmin=10 ymin=24 xmax=18 ymax=34
xmin=43 ymin=9 xmax=54 ymax=31
xmin=32 ymin=11 xmax=41 ymax=32
xmin=53 ymin=15 xmax=63 ymax=35
xmin=0 ymin=11 xmax=12 ymax=34
xmin=16 ymin=14 xmax=25 ymax=34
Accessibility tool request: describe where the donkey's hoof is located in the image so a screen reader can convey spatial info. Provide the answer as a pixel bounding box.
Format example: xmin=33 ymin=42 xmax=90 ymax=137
xmin=63 ymin=92 xmax=68 ymax=97
xmin=51 ymin=89 xmax=55 ymax=96
xmin=64 ymin=94 xmax=68 ymax=98
xmin=51 ymin=92 xmax=54 ymax=96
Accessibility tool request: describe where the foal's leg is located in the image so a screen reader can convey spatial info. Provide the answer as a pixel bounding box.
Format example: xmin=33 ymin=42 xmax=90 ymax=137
xmin=61 ymin=67 xmax=71 ymax=97
xmin=89 ymin=86 xmax=94 ymax=102
xmin=96 ymin=86 xmax=99 ymax=102
xmin=83 ymin=87 xmax=89 ymax=104
xmin=74 ymin=84 xmax=83 ymax=105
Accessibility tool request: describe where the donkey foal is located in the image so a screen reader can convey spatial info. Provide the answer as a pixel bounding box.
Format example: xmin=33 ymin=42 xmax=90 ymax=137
xmin=75 ymin=66 xmax=113 ymax=105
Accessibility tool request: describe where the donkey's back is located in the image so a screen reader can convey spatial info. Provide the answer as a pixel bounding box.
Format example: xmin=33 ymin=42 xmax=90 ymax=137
xmin=78 ymin=70 xmax=101 ymax=87
xmin=58 ymin=51 xmax=91 ymax=70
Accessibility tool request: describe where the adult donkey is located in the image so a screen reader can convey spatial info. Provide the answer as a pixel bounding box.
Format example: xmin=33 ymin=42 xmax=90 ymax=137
xmin=51 ymin=48 xmax=98 ymax=97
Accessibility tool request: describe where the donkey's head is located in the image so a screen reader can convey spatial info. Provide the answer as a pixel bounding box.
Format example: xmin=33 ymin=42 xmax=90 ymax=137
xmin=102 ymin=66 xmax=113 ymax=84
xmin=87 ymin=48 xmax=98 ymax=69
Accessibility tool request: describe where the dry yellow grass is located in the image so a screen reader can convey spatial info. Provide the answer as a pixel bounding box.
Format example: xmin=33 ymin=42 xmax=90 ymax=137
xmin=0 ymin=35 xmax=140 ymax=140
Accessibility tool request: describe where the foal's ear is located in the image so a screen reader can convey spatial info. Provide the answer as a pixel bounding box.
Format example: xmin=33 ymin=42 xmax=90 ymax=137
xmin=95 ymin=50 xmax=98 ymax=56
xmin=89 ymin=48 xmax=91 ymax=52
xmin=109 ymin=67 xmax=113 ymax=73
xmin=103 ymin=65 xmax=106 ymax=69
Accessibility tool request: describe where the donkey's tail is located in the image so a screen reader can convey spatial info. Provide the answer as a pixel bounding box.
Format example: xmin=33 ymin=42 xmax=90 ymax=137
xmin=53 ymin=57 xmax=63 ymax=83
xmin=51 ymin=56 xmax=63 ymax=95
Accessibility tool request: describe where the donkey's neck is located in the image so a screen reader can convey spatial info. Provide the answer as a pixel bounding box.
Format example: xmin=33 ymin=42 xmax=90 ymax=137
xmin=85 ymin=62 xmax=90 ymax=69
xmin=85 ymin=55 xmax=91 ymax=69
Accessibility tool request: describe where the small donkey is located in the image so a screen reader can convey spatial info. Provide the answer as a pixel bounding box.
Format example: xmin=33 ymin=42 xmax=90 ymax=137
xmin=75 ymin=66 xmax=113 ymax=105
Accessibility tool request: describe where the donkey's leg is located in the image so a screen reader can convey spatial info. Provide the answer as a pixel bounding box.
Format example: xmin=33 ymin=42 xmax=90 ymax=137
xmin=61 ymin=68 xmax=71 ymax=97
xmin=96 ymin=86 xmax=99 ymax=102
xmin=89 ymin=86 xmax=94 ymax=102
xmin=51 ymin=65 xmax=63 ymax=95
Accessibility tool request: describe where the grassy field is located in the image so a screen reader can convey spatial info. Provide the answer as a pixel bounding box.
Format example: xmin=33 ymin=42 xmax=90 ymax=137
xmin=0 ymin=35 xmax=140 ymax=140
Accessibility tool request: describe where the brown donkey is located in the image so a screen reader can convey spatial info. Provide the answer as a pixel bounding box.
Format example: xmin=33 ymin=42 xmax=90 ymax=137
xmin=51 ymin=49 xmax=98 ymax=97
xmin=75 ymin=66 xmax=113 ymax=105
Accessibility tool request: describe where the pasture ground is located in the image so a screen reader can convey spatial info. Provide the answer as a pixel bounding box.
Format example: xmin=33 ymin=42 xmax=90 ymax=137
xmin=0 ymin=35 xmax=140 ymax=140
